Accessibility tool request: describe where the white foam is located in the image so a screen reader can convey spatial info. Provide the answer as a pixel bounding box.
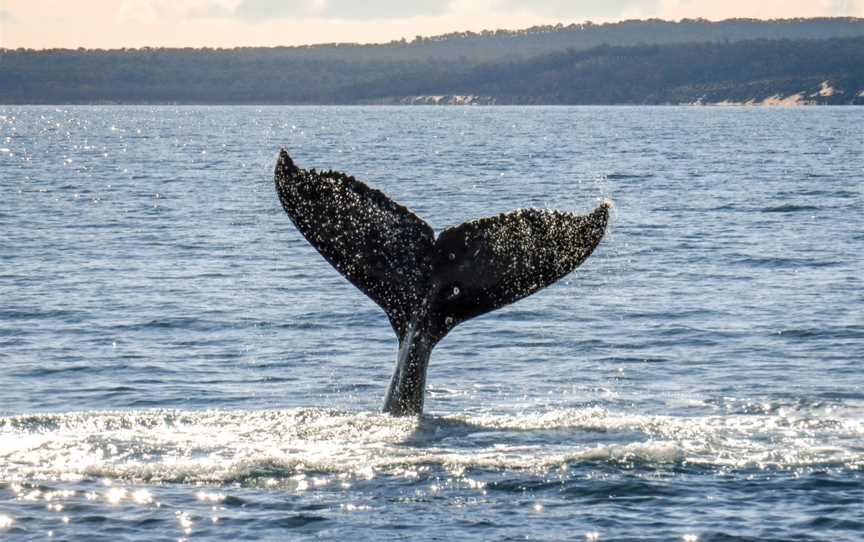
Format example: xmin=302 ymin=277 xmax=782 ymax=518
xmin=1 ymin=405 xmax=861 ymax=483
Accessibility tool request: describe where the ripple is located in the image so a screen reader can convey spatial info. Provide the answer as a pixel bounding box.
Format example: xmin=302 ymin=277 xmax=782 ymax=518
xmin=760 ymin=204 xmax=820 ymax=213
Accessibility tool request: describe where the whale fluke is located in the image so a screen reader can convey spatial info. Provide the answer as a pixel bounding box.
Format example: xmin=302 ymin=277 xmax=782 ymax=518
xmin=275 ymin=149 xmax=609 ymax=416
xmin=275 ymin=150 xmax=434 ymax=338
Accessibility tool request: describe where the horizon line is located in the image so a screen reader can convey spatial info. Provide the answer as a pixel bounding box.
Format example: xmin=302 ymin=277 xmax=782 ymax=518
xmin=3 ymin=15 xmax=862 ymax=52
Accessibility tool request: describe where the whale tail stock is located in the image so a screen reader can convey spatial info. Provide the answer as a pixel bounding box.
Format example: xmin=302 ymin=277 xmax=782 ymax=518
xmin=274 ymin=149 xmax=609 ymax=416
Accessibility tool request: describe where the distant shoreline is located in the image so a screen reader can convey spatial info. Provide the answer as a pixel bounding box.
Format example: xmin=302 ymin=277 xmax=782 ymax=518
xmin=3 ymin=19 xmax=863 ymax=107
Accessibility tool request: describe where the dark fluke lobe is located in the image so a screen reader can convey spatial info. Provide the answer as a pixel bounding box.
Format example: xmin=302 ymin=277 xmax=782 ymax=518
xmin=274 ymin=149 xmax=609 ymax=416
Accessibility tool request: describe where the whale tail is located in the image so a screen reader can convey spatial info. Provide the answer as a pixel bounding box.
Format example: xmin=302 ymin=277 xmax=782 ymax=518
xmin=274 ymin=149 xmax=435 ymax=338
xmin=274 ymin=149 xmax=609 ymax=414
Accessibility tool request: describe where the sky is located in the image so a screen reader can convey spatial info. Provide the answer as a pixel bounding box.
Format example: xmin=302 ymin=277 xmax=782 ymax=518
xmin=1 ymin=0 xmax=862 ymax=49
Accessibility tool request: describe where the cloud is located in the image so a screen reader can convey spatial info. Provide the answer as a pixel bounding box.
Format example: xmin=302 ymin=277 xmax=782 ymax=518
xmin=233 ymin=0 xmax=450 ymax=20
xmin=822 ymin=0 xmax=863 ymax=16
xmin=492 ymin=0 xmax=658 ymax=18
xmin=651 ymin=0 xmax=864 ymax=20
xmin=116 ymin=0 xmax=241 ymax=23
xmin=113 ymin=0 xmax=450 ymax=22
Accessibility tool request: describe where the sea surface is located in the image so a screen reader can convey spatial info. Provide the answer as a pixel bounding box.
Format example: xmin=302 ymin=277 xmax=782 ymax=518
xmin=0 ymin=106 xmax=862 ymax=541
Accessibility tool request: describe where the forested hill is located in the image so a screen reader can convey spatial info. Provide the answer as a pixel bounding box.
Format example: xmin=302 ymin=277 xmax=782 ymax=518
xmin=393 ymin=37 xmax=864 ymax=106
xmin=2 ymin=18 xmax=864 ymax=105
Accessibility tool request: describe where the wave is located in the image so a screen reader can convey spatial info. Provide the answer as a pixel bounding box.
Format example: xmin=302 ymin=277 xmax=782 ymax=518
xmin=760 ymin=204 xmax=820 ymax=213
xmin=776 ymin=325 xmax=864 ymax=341
xmin=730 ymin=254 xmax=841 ymax=269
xmin=1 ymin=406 xmax=861 ymax=485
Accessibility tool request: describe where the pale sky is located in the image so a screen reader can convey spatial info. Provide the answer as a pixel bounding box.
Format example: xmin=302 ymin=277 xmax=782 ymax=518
xmin=1 ymin=0 xmax=862 ymax=49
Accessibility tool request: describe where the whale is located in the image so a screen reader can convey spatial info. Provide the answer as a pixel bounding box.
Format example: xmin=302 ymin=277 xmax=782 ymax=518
xmin=274 ymin=150 xmax=610 ymax=416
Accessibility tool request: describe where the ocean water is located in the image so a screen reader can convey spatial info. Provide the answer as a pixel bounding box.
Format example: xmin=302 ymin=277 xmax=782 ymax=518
xmin=0 ymin=106 xmax=862 ymax=541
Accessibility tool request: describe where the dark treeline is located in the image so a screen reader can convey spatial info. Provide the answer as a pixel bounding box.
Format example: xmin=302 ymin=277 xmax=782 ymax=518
xmin=372 ymin=37 xmax=864 ymax=105
xmin=2 ymin=18 xmax=864 ymax=104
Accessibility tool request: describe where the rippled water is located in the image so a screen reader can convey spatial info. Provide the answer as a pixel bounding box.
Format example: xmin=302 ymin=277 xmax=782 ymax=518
xmin=1 ymin=106 xmax=862 ymax=541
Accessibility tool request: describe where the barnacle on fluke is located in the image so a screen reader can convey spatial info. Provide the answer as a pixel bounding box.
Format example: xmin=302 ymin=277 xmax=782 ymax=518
xmin=275 ymin=150 xmax=610 ymax=416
